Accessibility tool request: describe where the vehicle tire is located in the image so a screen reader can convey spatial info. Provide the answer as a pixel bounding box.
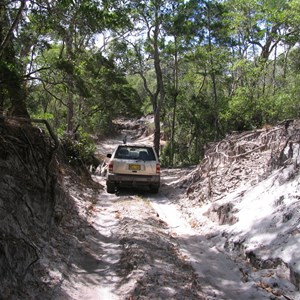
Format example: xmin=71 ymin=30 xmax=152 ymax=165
xmin=150 ymin=185 xmax=159 ymax=194
xmin=107 ymin=182 xmax=115 ymax=194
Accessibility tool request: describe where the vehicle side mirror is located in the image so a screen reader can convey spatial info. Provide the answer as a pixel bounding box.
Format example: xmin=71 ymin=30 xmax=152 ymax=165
xmin=107 ymin=154 xmax=112 ymax=158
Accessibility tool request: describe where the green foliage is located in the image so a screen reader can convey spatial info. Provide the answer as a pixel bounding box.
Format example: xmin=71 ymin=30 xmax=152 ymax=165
xmin=2 ymin=0 xmax=300 ymax=168
xmin=221 ymin=87 xmax=257 ymax=131
xmin=60 ymin=131 xmax=96 ymax=167
xmin=29 ymin=43 xmax=142 ymax=136
xmin=160 ymin=141 xmax=171 ymax=167
xmin=31 ymin=112 xmax=55 ymax=121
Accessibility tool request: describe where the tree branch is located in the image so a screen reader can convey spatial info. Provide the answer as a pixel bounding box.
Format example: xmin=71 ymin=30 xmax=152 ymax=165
xmin=24 ymin=67 xmax=52 ymax=78
xmin=0 ymin=0 xmax=26 ymax=55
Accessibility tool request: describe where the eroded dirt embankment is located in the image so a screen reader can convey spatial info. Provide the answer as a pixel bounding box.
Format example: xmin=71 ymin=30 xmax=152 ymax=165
xmin=171 ymin=120 xmax=300 ymax=299
xmin=0 ymin=120 xmax=61 ymax=298
xmin=0 ymin=120 xmax=103 ymax=299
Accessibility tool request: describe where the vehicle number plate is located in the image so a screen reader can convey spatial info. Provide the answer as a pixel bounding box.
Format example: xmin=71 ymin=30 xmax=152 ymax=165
xmin=129 ymin=164 xmax=141 ymax=171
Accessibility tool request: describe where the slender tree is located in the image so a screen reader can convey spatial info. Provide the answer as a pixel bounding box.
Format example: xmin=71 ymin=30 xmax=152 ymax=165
xmin=111 ymin=0 xmax=171 ymax=156
xmin=0 ymin=0 xmax=29 ymax=117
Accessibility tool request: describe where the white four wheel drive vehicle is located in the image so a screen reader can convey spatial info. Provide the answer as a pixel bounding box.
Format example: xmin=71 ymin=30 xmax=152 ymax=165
xmin=106 ymin=144 xmax=160 ymax=194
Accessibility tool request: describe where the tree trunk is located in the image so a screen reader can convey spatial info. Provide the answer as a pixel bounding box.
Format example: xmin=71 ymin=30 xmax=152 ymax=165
xmin=272 ymin=45 xmax=277 ymax=96
xmin=65 ymin=28 xmax=75 ymax=136
xmin=170 ymin=36 xmax=179 ymax=166
xmin=153 ymin=108 xmax=161 ymax=157
xmin=152 ymin=17 xmax=164 ymax=157
xmin=67 ymin=95 xmax=74 ymax=135
xmin=208 ymin=20 xmax=220 ymax=139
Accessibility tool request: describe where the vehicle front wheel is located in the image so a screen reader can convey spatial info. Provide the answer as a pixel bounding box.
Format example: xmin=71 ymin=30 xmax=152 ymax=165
xmin=106 ymin=182 xmax=115 ymax=194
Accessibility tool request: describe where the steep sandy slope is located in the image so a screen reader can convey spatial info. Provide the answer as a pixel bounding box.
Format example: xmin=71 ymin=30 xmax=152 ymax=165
xmin=166 ymin=119 xmax=300 ymax=299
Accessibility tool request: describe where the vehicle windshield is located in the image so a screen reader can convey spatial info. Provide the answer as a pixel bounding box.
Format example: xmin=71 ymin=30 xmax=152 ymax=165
xmin=115 ymin=146 xmax=156 ymax=161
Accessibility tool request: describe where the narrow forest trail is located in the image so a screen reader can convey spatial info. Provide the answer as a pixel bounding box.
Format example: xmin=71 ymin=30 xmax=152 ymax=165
xmin=57 ymin=121 xmax=274 ymax=300
xmin=2 ymin=119 xmax=299 ymax=299
xmin=148 ymin=192 xmax=269 ymax=299
xmin=60 ymin=182 xmax=206 ymax=299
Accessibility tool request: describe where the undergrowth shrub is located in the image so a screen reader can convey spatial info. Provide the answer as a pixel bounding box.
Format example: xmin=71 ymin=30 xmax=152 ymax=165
xmin=60 ymin=132 xmax=96 ymax=168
